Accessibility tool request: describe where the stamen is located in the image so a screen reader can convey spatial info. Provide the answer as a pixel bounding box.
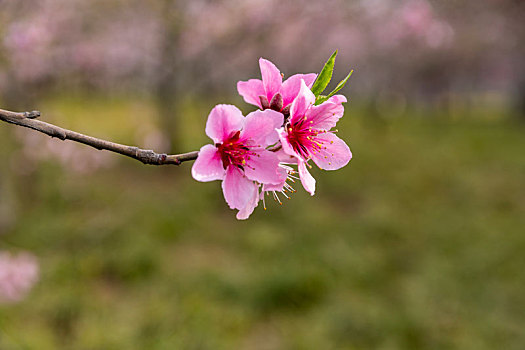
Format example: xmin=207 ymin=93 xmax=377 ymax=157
xmin=272 ymin=191 xmax=282 ymax=205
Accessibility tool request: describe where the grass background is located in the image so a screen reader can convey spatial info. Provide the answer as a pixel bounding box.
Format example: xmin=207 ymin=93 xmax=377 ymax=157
xmin=0 ymin=95 xmax=524 ymax=349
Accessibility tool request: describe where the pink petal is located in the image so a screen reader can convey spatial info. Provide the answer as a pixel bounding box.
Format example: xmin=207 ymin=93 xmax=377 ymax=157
xmin=191 ymin=144 xmax=225 ymax=182
xmin=259 ymin=58 xmax=282 ymax=101
xmin=305 ymin=101 xmax=344 ymax=130
xmin=236 ymin=184 xmax=260 ymax=220
xmin=290 ymin=79 xmax=315 ymax=124
xmin=327 ymin=94 xmax=347 ymax=105
xmin=310 ymin=133 xmax=352 ymax=170
xmin=241 ymin=109 xmax=283 ymax=146
xmin=237 ymin=79 xmax=265 ymax=108
xmin=243 ymin=150 xmax=281 ymax=185
xmin=205 ymin=104 xmax=244 ymax=143
xmin=222 ymin=166 xmax=257 ymax=210
xmin=298 ymin=160 xmax=316 ymax=196
xmin=262 ymin=166 xmax=288 ymax=192
xmin=276 ymin=148 xmax=298 ymax=164
xmin=280 ymin=73 xmax=317 ymax=107
xmin=277 ymin=127 xmax=301 ymax=159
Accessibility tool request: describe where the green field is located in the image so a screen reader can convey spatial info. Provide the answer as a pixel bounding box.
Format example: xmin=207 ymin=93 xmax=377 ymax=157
xmin=1 ymin=96 xmax=524 ymax=349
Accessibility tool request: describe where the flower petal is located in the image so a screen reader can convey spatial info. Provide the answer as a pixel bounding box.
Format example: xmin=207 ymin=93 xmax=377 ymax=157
xmin=259 ymin=58 xmax=282 ymax=101
xmin=236 ymin=184 xmax=260 ymax=220
xmin=280 ymin=73 xmax=317 ymax=107
xmin=205 ymin=104 xmax=244 ymax=143
xmin=237 ymin=79 xmax=265 ymax=108
xmin=298 ymin=160 xmax=316 ymax=196
xmin=290 ymin=79 xmax=315 ymax=124
xmin=191 ymin=144 xmax=225 ymax=182
xmin=277 ymin=127 xmax=302 ymax=159
xmin=310 ymin=133 xmax=352 ymax=170
xmin=222 ymin=166 xmax=257 ymax=210
xmin=244 ymin=150 xmax=281 ymax=185
xmin=305 ymin=101 xmax=344 ymax=130
xmin=327 ymin=94 xmax=347 ymax=105
xmin=241 ymin=109 xmax=283 ymax=146
xmin=276 ymin=148 xmax=298 ymax=164
xmin=262 ymin=166 xmax=288 ymax=192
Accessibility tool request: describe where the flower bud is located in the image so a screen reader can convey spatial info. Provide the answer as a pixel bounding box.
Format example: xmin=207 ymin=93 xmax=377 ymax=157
xmin=269 ymin=93 xmax=283 ymax=112
xmin=259 ymin=95 xmax=270 ymax=110
xmin=281 ymin=105 xmax=291 ymax=118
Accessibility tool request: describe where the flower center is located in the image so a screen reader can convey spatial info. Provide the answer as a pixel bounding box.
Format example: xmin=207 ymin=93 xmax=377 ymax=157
xmin=286 ymin=117 xmax=324 ymax=159
xmin=216 ymin=131 xmax=257 ymax=170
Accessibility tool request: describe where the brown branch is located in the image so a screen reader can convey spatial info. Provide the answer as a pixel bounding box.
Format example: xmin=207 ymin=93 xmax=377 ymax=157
xmin=0 ymin=108 xmax=199 ymax=165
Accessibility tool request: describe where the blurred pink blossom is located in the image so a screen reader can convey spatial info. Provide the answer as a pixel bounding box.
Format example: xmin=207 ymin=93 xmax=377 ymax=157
xmin=400 ymin=0 xmax=433 ymax=33
xmin=0 ymin=252 xmax=39 ymax=304
xmin=368 ymin=0 xmax=454 ymax=50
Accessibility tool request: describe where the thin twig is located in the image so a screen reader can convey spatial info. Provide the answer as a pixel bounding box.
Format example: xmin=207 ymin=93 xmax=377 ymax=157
xmin=0 ymin=108 xmax=199 ymax=165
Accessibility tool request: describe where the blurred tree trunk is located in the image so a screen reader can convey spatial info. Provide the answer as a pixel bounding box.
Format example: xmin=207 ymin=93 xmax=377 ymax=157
xmin=155 ymin=0 xmax=185 ymax=153
xmin=0 ymin=71 xmax=39 ymax=231
xmin=0 ymin=81 xmax=18 ymax=233
xmin=515 ymin=74 xmax=525 ymax=121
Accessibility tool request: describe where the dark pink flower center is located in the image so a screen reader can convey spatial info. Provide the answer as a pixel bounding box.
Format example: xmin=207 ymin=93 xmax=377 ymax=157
xmin=216 ymin=131 xmax=257 ymax=170
xmin=286 ymin=117 xmax=334 ymax=160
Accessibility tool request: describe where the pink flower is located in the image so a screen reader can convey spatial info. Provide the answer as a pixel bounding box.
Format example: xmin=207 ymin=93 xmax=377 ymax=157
xmin=237 ymin=58 xmax=317 ymax=116
xmin=277 ymin=80 xmax=352 ymax=196
xmin=0 ymin=252 xmax=39 ymax=304
xmin=192 ymin=105 xmax=284 ymax=219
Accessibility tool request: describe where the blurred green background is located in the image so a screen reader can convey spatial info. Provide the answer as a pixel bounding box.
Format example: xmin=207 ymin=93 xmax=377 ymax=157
xmin=1 ymin=1 xmax=525 ymax=349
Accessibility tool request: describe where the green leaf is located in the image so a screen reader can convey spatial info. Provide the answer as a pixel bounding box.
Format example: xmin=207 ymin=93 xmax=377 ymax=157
xmin=327 ymin=70 xmax=353 ymax=98
xmin=314 ymin=70 xmax=353 ymax=105
xmin=311 ymin=50 xmax=338 ymax=97
xmin=315 ymin=95 xmax=329 ymax=105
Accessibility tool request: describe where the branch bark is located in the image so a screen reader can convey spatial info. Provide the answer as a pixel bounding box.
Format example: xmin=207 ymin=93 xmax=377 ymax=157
xmin=0 ymin=108 xmax=199 ymax=165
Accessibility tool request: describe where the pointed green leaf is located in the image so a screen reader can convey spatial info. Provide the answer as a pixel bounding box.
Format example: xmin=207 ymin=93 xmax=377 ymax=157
xmin=311 ymin=50 xmax=338 ymax=97
xmin=314 ymin=70 xmax=353 ymax=105
xmin=326 ymin=70 xmax=353 ymax=98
